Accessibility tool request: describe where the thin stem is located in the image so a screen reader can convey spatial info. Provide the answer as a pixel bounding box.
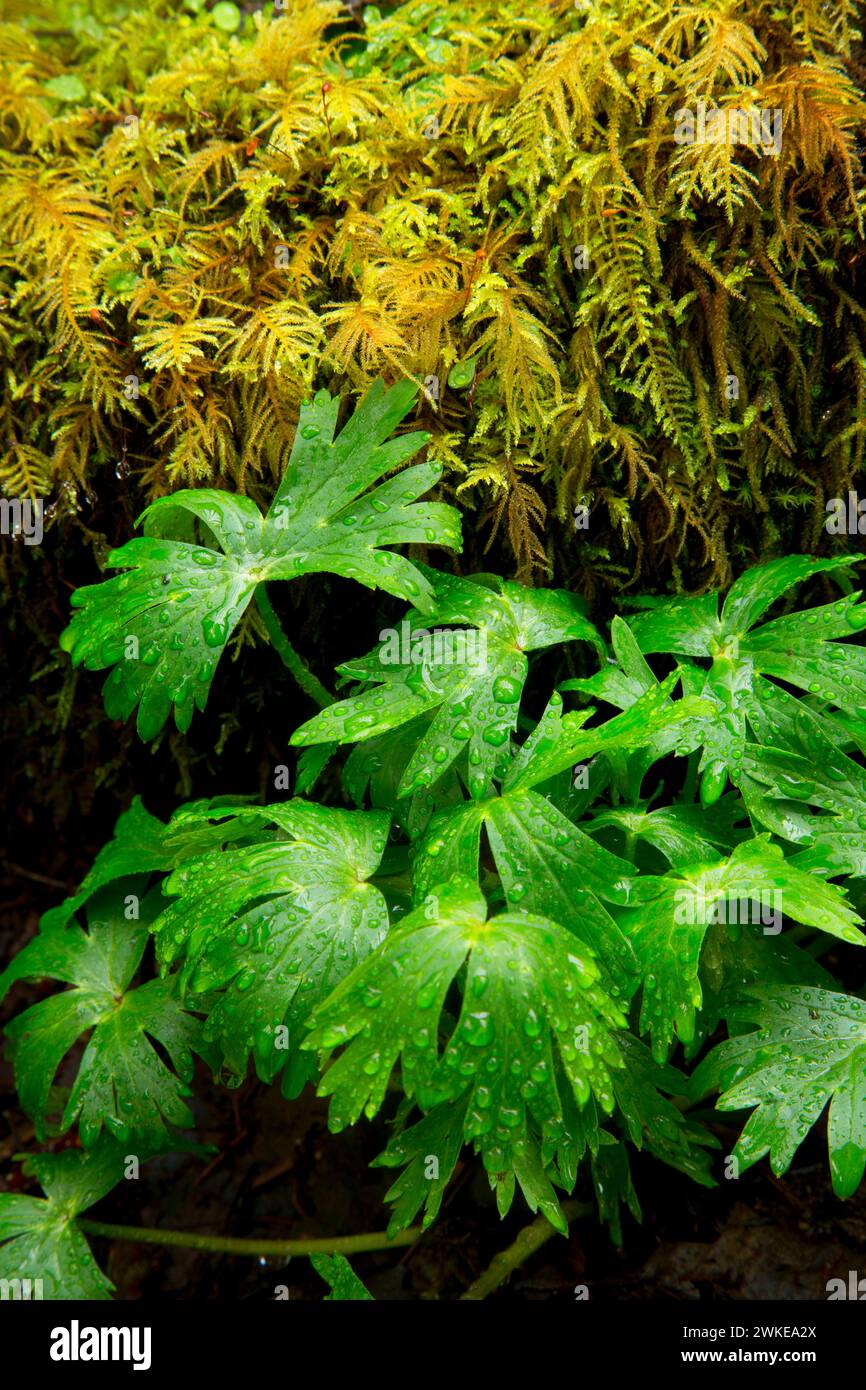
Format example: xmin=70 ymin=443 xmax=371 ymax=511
xmin=78 ymin=1218 xmax=419 ymax=1259
xmin=255 ymin=585 xmax=333 ymax=709
xmin=7 ymin=861 xmax=69 ymax=890
xmin=460 ymin=1200 xmax=591 ymax=1300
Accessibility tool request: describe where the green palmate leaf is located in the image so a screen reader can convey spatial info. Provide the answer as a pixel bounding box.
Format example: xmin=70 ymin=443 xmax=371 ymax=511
xmin=304 ymin=878 xmax=626 ymax=1231
xmin=60 ymin=379 xmax=461 ymax=738
xmin=621 ymin=555 xmax=866 ymax=804
xmin=413 ymin=773 xmax=639 ymax=996
xmin=309 ymin=1253 xmax=373 ymax=1301
xmin=0 ymin=888 xmax=209 ymax=1145
xmin=587 ymin=797 xmax=745 ymax=871
xmin=150 ymin=800 xmax=390 ymax=1096
xmin=0 ymin=1141 xmax=128 ymax=1300
xmin=618 ymin=837 xmax=864 ymax=1058
xmin=610 ymin=1034 xmax=717 ymax=1185
xmin=693 ymin=986 xmax=866 ymax=1199
xmin=60 ymin=495 xmax=270 ymax=742
xmin=291 ymin=569 xmax=602 ymax=798
xmin=40 ymin=795 xmax=263 ymax=932
xmin=372 ymin=1097 xmax=469 ymax=1236
xmin=729 ymin=679 xmax=866 ymax=876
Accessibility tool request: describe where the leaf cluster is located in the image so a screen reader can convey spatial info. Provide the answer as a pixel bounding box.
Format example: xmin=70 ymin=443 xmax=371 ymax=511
xmin=5 ymin=392 xmax=866 ymax=1293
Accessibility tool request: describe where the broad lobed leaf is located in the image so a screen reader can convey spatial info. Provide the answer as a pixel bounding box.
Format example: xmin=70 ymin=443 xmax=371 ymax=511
xmin=292 ymin=569 xmax=601 ymax=799
xmin=693 ymin=986 xmax=866 ymax=1199
xmin=304 ymin=877 xmax=627 ymax=1230
xmin=0 ymin=888 xmax=209 ymax=1146
xmin=61 ymin=380 xmax=462 ymax=739
xmin=150 ymin=800 xmax=391 ymax=1094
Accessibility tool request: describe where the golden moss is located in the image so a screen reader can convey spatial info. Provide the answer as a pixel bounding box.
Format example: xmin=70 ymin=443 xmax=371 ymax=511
xmin=1 ymin=0 xmax=864 ymax=590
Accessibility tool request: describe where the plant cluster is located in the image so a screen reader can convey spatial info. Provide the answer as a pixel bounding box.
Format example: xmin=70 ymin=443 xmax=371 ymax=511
xmin=1 ymin=0 xmax=865 ymax=590
xmin=3 ymin=382 xmax=866 ymax=1296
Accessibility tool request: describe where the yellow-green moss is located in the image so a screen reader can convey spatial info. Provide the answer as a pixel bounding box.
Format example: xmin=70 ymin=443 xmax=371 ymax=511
xmin=1 ymin=0 xmax=865 ymax=590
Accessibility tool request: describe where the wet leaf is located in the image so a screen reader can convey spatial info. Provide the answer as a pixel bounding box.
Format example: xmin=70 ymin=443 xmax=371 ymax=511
xmin=60 ymin=380 xmax=461 ymax=738
xmin=0 ymin=1141 xmax=128 ymax=1300
xmin=150 ymin=800 xmax=391 ymax=1095
xmin=292 ymin=570 xmax=601 ymax=799
xmin=693 ymin=986 xmax=866 ymax=1199
xmin=304 ymin=877 xmax=626 ymax=1231
xmin=0 ymin=888 xmax=208 ymax=1146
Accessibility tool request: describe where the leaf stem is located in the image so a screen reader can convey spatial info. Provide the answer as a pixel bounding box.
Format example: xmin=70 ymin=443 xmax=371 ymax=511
xmin=460 ymin=1200 xmax=591 ymax=1300
xmin=77 ymin=1218 xmax=420 ymax=1259
xmin=255 ymin=585 xmax=333 ymax=709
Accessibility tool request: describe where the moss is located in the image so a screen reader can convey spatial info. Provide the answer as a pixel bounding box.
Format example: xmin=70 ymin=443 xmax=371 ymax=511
xmin=0 ymin=0 xmax=864 ymax=596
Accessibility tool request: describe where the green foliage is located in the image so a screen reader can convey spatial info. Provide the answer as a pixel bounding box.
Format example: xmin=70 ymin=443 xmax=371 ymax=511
xmin=692 ymin=985 xmax=866 ymax=1199
xmin=59 ymin=379 xmax=461 ymax=738
xmin=305 ymin=877 xmax=630 ymax=1231
xmin=293 ymin=570 xmax=601 ymax=797
xmin=2 ymin=0 xmax=865 ymax=590
xmin=0 ymin=886 xmax=210 ymax=1146
xmin=575 ymin=554 xmax=866 ymax=808
xmin=0 ymin=1141 xmax=129 ymax=1300
xmin=310 ymin=1252 xmax=373 ymax=1300
xmin=619 ymin=837 xmax=863 ymax=1057
xmin=6 ymin=372 xmax=866 ymax=1295
xmin=151 ymin=799 xmax=392 ymax=1095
